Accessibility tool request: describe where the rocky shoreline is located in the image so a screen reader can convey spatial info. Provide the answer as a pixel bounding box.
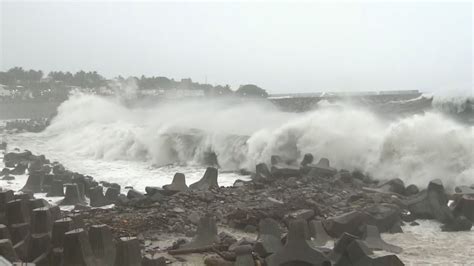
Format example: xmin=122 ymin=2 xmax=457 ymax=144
xmin=0 ymin=145 xmax=473 ymax=265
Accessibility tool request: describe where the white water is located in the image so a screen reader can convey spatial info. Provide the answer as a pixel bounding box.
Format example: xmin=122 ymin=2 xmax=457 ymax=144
xmin=1 ymin=93 xmax=473 ymax=265
xmin=7 ymin=93 xmax=472 ymax=188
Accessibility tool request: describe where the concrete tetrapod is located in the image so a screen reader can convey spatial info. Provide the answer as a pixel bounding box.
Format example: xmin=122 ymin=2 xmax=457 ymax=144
xmin=0 ymin=224 xmax=11 ymax=239
xmin=89 ymin=187 xmax=109 ymax=207
xmin=141 ymin=254 xmax=167 ymax=266
xmin=59 ymin=184 xmax=85 ymax=206
xmin=89 ymin=224 xmax=116 ymax=266
xmin=114 ymin=237 xmax=141 ymax=266
xmin=30 ymin=207 xmax=53 ymax=234
xmin=308 ymin=220 xmax=332 ymax=246
xmin=362 ymin=225 xmax=402 ymax=254
xmin=189 ymin=167 xmax=219 ymax=190
xmin=266 ymin=219 xmax=331 ymax=266
xmin=6 ymin=200 xmax=30 ymax=226
xmin=306 ymin=158 xmax=337 ymax=177
xmin=63 ymin=228 xmax=97 ymax=266
xmin=26 ymin=233 xmax=51 ymax=263
xmin=234 ymin=244 xmax=255 ymax=266
xmin=334 ymin=239 xmax=404 ymax=266
xmin=162 ymin=173 xmax=188 ymax=193
xmin=0 ymin=239 xmax=18 ymax=263
xmin=9 ymin=223 xmax=30 ymax=245
xmin=46 ymin=180 xmax=64 ymax=197
xmin=51 ymin=218 xmax=74 ymax=248
xmin=254 ymin=218 xmax=283 ymax=258
xmin=20 ymin=171 xmax=44 ymax=193
xmin=104 ymin=187 xmax=120 ymax=202
xmin=181 ymin=216 xmax=219 ymax=249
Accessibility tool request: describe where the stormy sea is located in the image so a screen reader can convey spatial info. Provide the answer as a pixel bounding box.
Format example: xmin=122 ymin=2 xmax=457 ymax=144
xmin=1 ymin=92 xmax=473 ymax=265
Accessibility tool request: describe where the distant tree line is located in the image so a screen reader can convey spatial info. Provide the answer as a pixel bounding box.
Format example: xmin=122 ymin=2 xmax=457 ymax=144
xmin=0 ymin=67 xmax=268 ymax=100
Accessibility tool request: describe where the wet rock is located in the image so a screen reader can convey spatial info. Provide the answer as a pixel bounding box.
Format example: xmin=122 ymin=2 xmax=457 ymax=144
xmin=322 ymin=211 xmax=369 ymax=238
xmin=284 ymin=209 xmax=315 ymax=224
xmin=334 ymin=238 xmax=404 ymax=266
xmin=441 ymin=215 xmax=473 ymax=232
xmin=300 ymin=153 xmax=314 ymax=167
xmin=189 ymin=167 xmax=219 ymax=191
xmin=404 ymin=179 xmax=453 ymax=223
xmin=162 ymin=173 xmax=188 ymax=192
xmin=266 ymin=219 xmax=330 ymax=266
xmin=127 ymin=189 xmax=145 ymax=200
xmin=453 ymin=195 xmax=474 ymax=221
xmin=105 ymin=187 xmax=120 ymax=202
xmin=405 ymin=184 xmax=419 ymax=196
xmin=378 ymin=178 xmax=405 ymax=195
xmin=114 ymin=237 xmax=141 ymax=266
xmin=255 ymin=163 xmax=273 ymax=181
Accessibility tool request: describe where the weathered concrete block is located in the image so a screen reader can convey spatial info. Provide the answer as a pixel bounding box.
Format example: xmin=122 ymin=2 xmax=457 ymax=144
xmin=362 ymin=225 xmax=402 ymax=253
xmin=0 ymin=191 xmax=14 ymax=213
xmin=89 ymin=224 xmax=115 ymax=266
xmin=6 ymin=200 xmax=30 ymax=225
xmin=270 ymin=164 xmax=301 ymax=179
xmin=52 ymin=218 xmax=74 ymax=248
xmin=163 ymin=173 xmax=188 ymax=192
xmin=114 ymin=237 xmax=141 ymax=266
xmin=0 ymin=239 xmax=18 ymax=263
xmin=308 ymin=220 xmax=332 ymax=246
xmin=31 ymin=207 xmax=53 ymax=234
xmin=47 ymin=180 xmax=64 ymax=197
xmin=27 ymin=233 xmax=51 ymax=263
xmin=266 ymin=219 xmax=330 ymax=266
xmin=105 ymin=187 xmax=120 ymax=202
xmin=453 ymin=195 xmax=474 ymax=222
xmin=63 ymin=228 xmax=97 ymax=266
xmin=0 ymin=224 xmax=11 ymax=240
xmin=255 ymin=163 xmax=273 ymax=181
xmin=89 ymin=187 xmax=109 ymax=207
xmin=21 ymin=171 xmax=44 ymax=193
xmin=181 ymin=216 xmax=219 ymax=249
xmin=9 ymin=223 xmax=30 ymax=245
xmin=59 ymin=184 xmax=85 ymax=206
xmin=254 ymin=218 xmax=283 ymax=258
xmin=189 ymin=167 xmax=219 ymax=191
xmin=234 ymin=244 xmax=255 ymax=266
xmin=306 ymin=158 xmax=337 ymax=177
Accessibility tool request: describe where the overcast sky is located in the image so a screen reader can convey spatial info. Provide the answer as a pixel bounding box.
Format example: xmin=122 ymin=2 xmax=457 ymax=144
xmin=0 ymin=1 xmax=472 ymax=94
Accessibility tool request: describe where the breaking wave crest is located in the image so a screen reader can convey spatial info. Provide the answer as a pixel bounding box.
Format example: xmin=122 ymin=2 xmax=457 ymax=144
xmin=42 ymin=93 xmax=473 ymax=188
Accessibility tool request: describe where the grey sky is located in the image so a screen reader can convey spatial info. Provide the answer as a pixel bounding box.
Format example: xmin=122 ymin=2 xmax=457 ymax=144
xmin=1 ymin=1 xmax=472 ymax=94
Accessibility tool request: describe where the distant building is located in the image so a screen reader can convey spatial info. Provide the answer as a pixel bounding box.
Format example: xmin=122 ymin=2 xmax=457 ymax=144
xmin=0 ymin=84 xmax=12 ymax=96
xmin=164 ymin=88 xmax=204 ymax=98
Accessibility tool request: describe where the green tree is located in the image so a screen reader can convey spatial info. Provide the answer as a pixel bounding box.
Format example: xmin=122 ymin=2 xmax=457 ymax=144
xmin=236 ymin=84 xmax=268 ymax=97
